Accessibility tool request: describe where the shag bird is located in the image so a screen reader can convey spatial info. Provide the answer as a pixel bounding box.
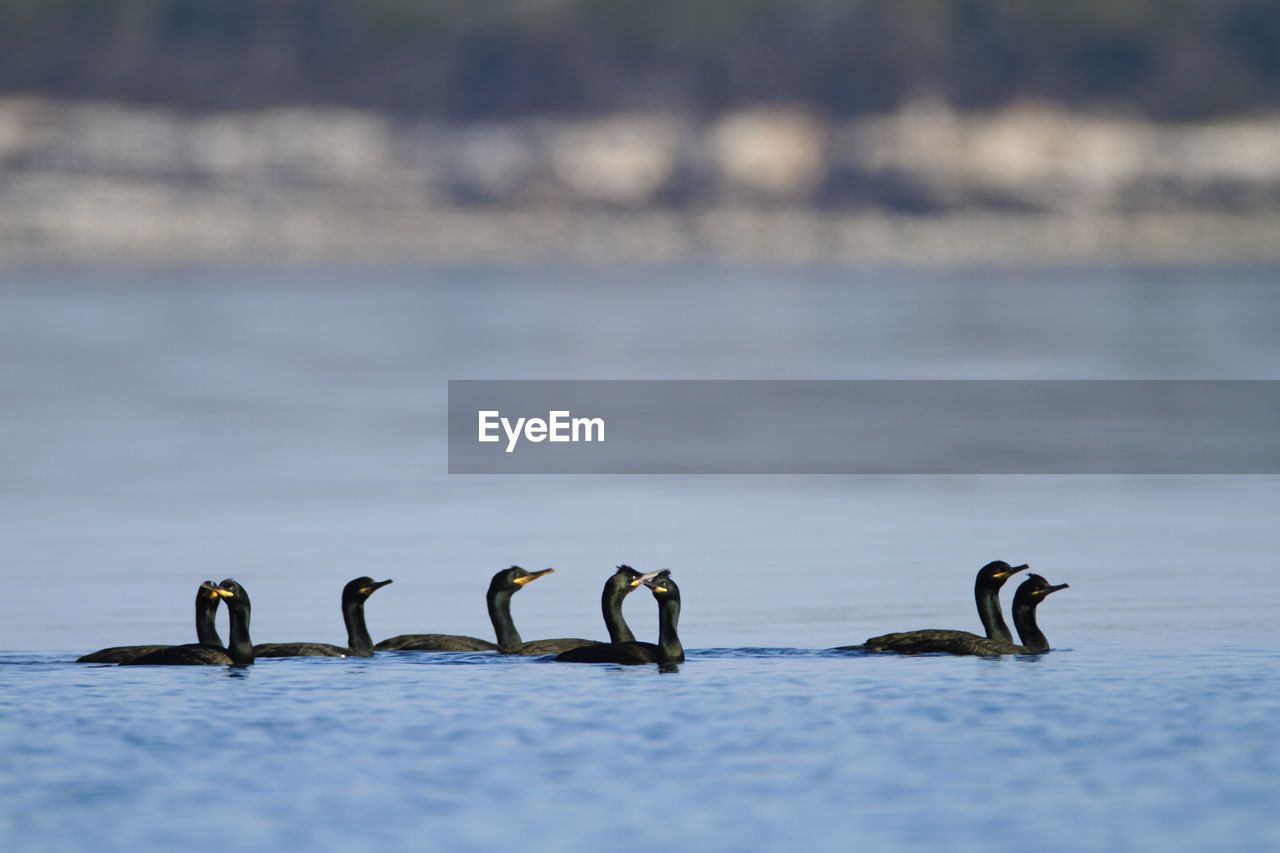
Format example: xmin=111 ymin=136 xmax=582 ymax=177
xmin=254 ymin=576 xmax=392 ymax=657
xmin=837 ymin=560 xmax=1028 ymax=652
xmin=77 ymin=581 xmax=223 ymax=664
xmin=553 ymin=570 xmax=684 ymax=665
xmin=123 ymin=580 xmax=254 ymax=666
xmin=376 ymin=566 xmax=587 ymax=654
xmin=866 ymin=573 xmax=1068 ymax=656
xmin=598 ymin=565 xmax=644 ymax=643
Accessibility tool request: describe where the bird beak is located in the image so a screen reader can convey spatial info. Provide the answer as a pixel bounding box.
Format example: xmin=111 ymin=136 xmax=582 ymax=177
xmin=1045 ymin=582 xmax=1069 ymax=595
xmin=514 ymin=568 xmax=554 ymax=585
xmin=204 ymin=582 xmax=234 ymax=599
xmin=640 ymin=570 xmax=670 ymax=592
xmin=361 ymin=579 xmax=393 ymax=594
xmin=997 ymin=563 xmax=1030 ymax=579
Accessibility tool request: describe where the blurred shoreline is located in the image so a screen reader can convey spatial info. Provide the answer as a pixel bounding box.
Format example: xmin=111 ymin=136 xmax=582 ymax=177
xmin=2 ymin=97 xmax=1279 ymax=270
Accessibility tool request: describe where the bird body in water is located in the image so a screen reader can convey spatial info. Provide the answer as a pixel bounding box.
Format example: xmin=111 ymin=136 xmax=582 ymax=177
xmin=375 ymin=567 xmax=592 ymax=654
xmin=837 ymin=560 xmax=1028 ymax=652
xmin=376 ymin=631 xmax=498 ymax=652
xmin=254 ymin=577 xmax=392 ymax=657
xmin=554 ymin=570 xmax=684 ymax=665
xmin=77 ymin=581 xmax=224 ymax=663
xmin=123 ymin=580 xmax=254 ymax=666
xmin=866 ymin=574 xmax=1068 ymax=656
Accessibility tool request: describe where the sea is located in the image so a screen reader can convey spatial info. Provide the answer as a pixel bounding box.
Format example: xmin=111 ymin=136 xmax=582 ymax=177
xmin=1 ymin=264 xmax=1278 ymax=852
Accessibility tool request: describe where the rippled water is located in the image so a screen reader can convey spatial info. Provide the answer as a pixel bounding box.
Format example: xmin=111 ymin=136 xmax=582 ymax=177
xmin=2 ymin=266 xmax=1278 ymax=851
xmin=4 ymin=642 xmax=1278 ymax=852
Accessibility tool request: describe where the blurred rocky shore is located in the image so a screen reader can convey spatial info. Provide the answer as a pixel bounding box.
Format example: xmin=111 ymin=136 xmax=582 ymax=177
xmin=2 ymin=97 xmax=1278 ymax=268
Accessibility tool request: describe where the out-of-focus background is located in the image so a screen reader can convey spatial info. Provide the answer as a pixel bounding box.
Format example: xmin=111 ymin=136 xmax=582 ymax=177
xmin=2 ymin=0 xmax=1278 ymax=652
xmin=3 ymin=0 xmax=1280 ymax=649
xmin=2 ymin=0 xmax=1280 ymax=268
xmin=4 ymin=7 xmax=1280 ymax=853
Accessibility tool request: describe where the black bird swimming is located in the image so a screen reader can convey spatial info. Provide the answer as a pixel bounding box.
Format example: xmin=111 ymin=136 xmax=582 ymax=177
xmin=77 ymin=581 xmax=224 ymax=663
xmin=376 ymin=566 xmax=586 ymax=653
xmin=838 ymin=560 xmax=1029 ymax=652
xmin=553 ymin=569 xmax=684 ymax=665
xmin=123 ymin=579 xmax=254 ymax=666
xmin=866 ymin=573 xmax=1069 ymax=656
xmin=253 ymin=577 xmax=392 ymax=658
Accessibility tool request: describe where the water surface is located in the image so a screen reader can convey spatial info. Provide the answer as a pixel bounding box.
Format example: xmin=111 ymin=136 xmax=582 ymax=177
xmin=1 ymin=266 xmax=1277 ymax=851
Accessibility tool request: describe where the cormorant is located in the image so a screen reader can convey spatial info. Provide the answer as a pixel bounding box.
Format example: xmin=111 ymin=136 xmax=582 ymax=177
xmin=599 ymin=565 xmax=643 ymax=643
xmin=123 ymin=580 xmax=254 ymax=666
xmin=375 ymin=566 xmax=567 ymax=653
xmin=76 ymin=581 xmax=223 ymax=664
xmin=866 ymin=573 xmax=1068 ymax=655
xmin=254 ymin=577 xmax=392 ymax=657
xmin=553 ymin=570 xmax=684 ymax=665
xmin=837 ymin=560 xmax=1028 ymax=652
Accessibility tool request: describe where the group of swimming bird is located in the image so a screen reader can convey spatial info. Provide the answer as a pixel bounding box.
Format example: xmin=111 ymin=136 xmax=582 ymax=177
xmin=75 ymin=561 xmax=1068 ymax=667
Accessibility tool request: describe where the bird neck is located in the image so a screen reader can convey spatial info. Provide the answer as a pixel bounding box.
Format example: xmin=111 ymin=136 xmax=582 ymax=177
xmin=195 ymin=597 xmax=223 ymax=648
xmin=343 ymin=597 xmax=373 ymax=655
xmin=655 ymin=596 xmax=683 ymax=663
xmin=975 ymin=580 xmax=1013 ymax=644
xmin=487 ymin=588 xmax=522 ymax=648
xmin=225 ymin=601 xmax=254 ymax=665
xmin=602 ymin=582 xmax=636 ymax=644
xmin=1011 ymin=598 xmax=1049 ymax=653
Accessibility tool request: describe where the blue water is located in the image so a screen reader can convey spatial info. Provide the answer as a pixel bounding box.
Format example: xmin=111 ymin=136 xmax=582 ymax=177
xmin=2 ymin=266 xmax=1279 ymax=851
xmin=3 ymin=643 xmax=1278 ymax=852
